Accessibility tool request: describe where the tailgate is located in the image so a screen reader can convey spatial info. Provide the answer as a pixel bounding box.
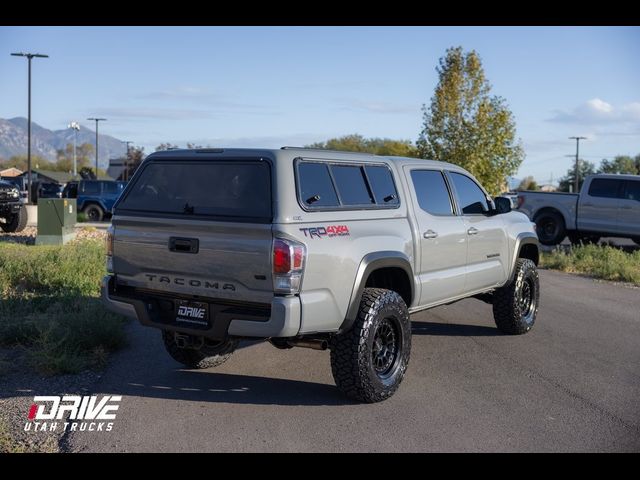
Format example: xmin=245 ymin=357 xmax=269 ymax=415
xmin=112 ymin=217 xmax=274 ymax=304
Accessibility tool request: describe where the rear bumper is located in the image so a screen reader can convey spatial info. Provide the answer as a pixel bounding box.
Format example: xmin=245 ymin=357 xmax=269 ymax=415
xmin=101 ymin=275 xmax=301 ymax=339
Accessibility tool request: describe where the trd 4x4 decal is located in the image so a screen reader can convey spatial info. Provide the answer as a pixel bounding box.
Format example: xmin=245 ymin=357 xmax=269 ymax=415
xmin=299 ymin=225 xmax=350 ymax=239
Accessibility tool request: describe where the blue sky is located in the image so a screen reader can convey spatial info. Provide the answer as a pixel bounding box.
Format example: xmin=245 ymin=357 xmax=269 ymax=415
xmin=1 ymin=26 xmax=638 ymax=184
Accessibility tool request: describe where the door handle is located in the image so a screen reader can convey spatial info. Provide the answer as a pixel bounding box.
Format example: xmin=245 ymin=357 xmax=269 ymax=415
xmin=582 ymin=203 xmax=593 ymax=207
xmin=423 ymin=230 xmax=438 ymax=239
xmin=621 ymin=205 xmax=633 ymax=209
xmin=169 ymin=237 xmax=199 ymax=254
xmin=467 ymin=227 xmax=479 ymax=235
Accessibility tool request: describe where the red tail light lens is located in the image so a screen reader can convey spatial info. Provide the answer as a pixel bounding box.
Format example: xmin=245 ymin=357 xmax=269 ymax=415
xmin=273 ymin=238 xmax=306 ymax=293
xmin=517 ymin=195 xmax=525 ymax=209
xmin=273 ymin=239 xmax=291 ymax=274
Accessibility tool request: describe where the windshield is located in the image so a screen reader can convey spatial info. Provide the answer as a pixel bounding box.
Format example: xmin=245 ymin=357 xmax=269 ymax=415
xmin=116 ymin=160 xmax=272 ymax=222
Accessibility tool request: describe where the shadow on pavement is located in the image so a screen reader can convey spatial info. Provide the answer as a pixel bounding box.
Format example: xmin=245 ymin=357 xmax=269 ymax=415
xmin=412 ymin=321 xmax=501 ymax=337
xmin=104 ymin=370 xmax=354 ymax=407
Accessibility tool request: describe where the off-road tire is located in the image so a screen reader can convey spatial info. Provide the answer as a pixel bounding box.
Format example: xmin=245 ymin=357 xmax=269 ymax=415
xmin=1 ymin=205 xmax=28 ymax=233
xmin=632 ymin=237 xmax=640 ymax=246
xmin=83 ymin=204 xmax=104 ymax=222
xmin=162 ymin=331 xmax=238 ymax=369
xmin=493 ymin=258 xmax=539 ymax=335
xmin=534 ymin=211 xmax=565 ymax=245
xmin=330 ymin=288 xmax=411 ymax=403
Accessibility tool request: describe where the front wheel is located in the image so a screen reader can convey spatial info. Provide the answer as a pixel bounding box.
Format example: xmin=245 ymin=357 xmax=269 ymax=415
xmin=0 ymin=205 xmax=28 ymax=233
xmin=492 ymin=259 xmax=539 ymax=335
xmin=330 ymin=288 xmax=411 ymax=403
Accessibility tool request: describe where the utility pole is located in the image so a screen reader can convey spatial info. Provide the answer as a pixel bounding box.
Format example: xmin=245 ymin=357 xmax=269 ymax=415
xmin=122 ymin=141 xmax=133 ymax=181
xmin=569 ymin=136 xmax=587 ymax=193
xmin=87 ymin=117 xmax=106 ymax=178
xmin=68 ymin=121 xmax=80 ymax=177
xmin=11 ymin=52 xmax=49 ymax=204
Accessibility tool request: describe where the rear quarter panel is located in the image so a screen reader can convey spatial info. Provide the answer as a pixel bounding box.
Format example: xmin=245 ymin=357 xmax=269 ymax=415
xmin=273 ymin=154 xmax=414 ymax=334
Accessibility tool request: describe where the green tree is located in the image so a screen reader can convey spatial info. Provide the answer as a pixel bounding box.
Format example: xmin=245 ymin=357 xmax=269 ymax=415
xmin=307 ymin=134 xmax=418 ymax=157
xmin=55 ymin=143 xmax=94 ymax=172
xmin=598 ymin=155 xmax=640 ymax=175
xmin=1 ymin=154 xmax=54 ymax=172
xmin=516 ymin=176 xmax=539 ymax=191
xmin=155 ymin=143 xmax=180 ymax=151
xmin=121 ymin=146 xmax=146 ymax=180
xmin=417 ymin=46 xmax=524 ymax=195
xmin=79 ymin=166 xmax=96 ymax=179
xmin=558 ymin=160 xmax=596 ymax=192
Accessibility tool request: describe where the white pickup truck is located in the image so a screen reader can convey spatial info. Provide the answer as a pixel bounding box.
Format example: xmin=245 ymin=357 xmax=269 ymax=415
xmin=517 ymin=174 xmax=640 ymax=246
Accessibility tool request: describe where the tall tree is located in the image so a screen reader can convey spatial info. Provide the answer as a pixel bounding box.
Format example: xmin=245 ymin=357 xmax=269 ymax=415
xmin=1 ymin=154 xmax=53 ymax=172
xmin=121 ymin=146 xmax=146 ymax=181
xmin=517 ymin=176 xmax=539 ymax=191
xmin=417 ymin=46 xmax=524 ymax=195
xmin=598 ymin=155 xmax=640 ymax=175
xmin=558 ymin=160 xmax=596 ymax=192
xmin=155 ymin=143 xmax=180 ymax=151
xmin=55 ymin=142 xmax=94 ymax=173
xmin=307 ymin=134 xmax=418 ymax=157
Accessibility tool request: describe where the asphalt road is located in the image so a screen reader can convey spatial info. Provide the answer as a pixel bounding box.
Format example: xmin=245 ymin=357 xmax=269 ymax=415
xmin=67 ymin=270 xmax=640 ymax=452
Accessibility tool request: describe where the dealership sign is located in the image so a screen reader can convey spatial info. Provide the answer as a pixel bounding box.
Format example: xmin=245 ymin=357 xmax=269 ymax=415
xmin=24 ymin=395 xmax=121 ymax=432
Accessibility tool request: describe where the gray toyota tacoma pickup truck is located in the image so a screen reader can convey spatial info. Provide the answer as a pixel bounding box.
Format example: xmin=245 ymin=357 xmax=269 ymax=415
xmin=102 ymin=148 xmax=540 ymax=402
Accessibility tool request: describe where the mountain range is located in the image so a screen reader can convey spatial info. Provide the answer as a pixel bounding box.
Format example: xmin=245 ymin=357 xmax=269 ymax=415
xmin=0 ymin=117 xmax=125 ymax=169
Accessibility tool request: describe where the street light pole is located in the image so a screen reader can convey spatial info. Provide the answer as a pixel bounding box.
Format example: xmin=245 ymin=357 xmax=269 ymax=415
xmin=11 ymin=52 xmax=48 ymax=204
xmin=569 ymin=136 xmax=587 ymax=193
xmin=87 ymin=117 xmax=106 ymax=178
xmin=68 ymin=121 xmax=80 ymax=177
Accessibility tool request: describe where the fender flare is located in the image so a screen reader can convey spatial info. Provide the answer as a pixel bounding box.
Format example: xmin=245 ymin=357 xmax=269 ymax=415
xmin=509 ymin=232 xmax=539 ymax=279
xmin=339 ymin=251 xmax=415 ymax=332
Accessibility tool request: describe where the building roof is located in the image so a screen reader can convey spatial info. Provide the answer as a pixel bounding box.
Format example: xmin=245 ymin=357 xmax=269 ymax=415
xmin=17 ymin=168 xmax=114 ymax=184
xmin=0 ymin=167 xmax=23 ymax=177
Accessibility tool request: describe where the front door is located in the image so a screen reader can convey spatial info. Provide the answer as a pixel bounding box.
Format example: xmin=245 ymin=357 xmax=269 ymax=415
xmin=405 ymin=168 xmax=468 ymax=306
xmin=447 ymin=171 xmax=509 ymax=292
xmin=578 ymin=177 xmax=624 ymax=234
xmin=619 ymin=179 xmax=640 ymax=237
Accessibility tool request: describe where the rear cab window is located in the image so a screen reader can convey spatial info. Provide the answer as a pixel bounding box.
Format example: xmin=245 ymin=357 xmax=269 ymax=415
xmin=410 ymin=170 xmax=454 ymax=215
xmin=296 ymin=159 xmax=399 ymax=210
xmin=115 ymin=159 xmax=272 ymax=222
xmin=588 ymin=178 xmax=623 ymax=199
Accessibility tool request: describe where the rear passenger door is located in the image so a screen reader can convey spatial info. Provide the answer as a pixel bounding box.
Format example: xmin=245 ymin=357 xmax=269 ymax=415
xmin=578 ymin=178 xmax=623 ymax=234
xmin=447 ymin=171 xmax=509 ymax=292
xmin=406 ymin=168 xmax=468 ymax=305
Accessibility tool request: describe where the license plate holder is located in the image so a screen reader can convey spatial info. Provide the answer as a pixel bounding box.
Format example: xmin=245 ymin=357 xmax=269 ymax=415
xmin=175 ymin=300 xmax=210 ymax=327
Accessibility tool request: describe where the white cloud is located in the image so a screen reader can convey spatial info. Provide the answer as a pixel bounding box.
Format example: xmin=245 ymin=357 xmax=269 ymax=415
xmin=549 ymin=98 xmax=640 ymax=125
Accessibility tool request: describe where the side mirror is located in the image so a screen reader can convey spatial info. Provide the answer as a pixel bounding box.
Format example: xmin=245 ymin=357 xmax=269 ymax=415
xmin=493 ymin=196 xmax=512 ymax=214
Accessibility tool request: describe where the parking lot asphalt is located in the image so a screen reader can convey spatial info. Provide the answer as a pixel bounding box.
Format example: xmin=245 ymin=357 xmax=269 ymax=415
xmin=65 ymin=269 xmax=640 ymax=452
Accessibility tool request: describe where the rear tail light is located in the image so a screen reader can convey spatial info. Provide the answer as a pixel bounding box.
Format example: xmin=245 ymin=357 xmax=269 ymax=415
xmin=273 ymin=238 xmax=306 ymax=294
xmin=517 ymin=195 xmax=525 ymax=209
xmin=106 ymin=225 xmax=114 ymax=273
